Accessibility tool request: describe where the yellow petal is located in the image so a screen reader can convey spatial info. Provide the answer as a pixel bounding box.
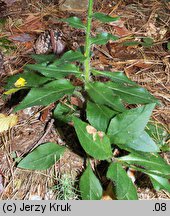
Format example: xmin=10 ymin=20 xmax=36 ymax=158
xmin=14 ymin=77 xmax=27 ymax=87
xmin=4 ymin=88 xmax=21 ymax=95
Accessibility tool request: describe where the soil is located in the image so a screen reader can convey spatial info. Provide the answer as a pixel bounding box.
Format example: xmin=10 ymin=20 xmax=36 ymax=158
xmin=0 ymin=0 xmax=170 ymax=200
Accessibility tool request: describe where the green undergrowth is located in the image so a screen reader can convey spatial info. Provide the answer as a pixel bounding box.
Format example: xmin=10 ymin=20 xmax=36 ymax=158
xmin=53 ymin=174 xmax=80 ymax=200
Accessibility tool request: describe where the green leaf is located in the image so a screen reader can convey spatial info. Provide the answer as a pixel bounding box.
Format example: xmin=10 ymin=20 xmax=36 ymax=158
xmin=107 ymin=82 xmax=158 ymax=104
xmin=31 ymin=54 xmax=56 ymax=63
xmin=107 ymin=103 xmax=155 ymax=144
xmin=53 ymin=102 xmax=74 ymax=124
xmin=146 ymin=122 xmax=168 ymax=147
xmin=123 ymin=41 xmax=141 ymax=46
xmin=119 ymin=152 xmax=170 ymax=178
xmin=4 ymin=71 xmax=51 ymax=90
xmin=0 ymin=36 xmax=13 ymax=45
xmin=86 ymin=82 xmax=126 ymax=112
xmin=92 ymin=70 xmax=137 ymax=86
xmin=93 ymin=13 xmax=120 ymax=23
xmin=14 ymin=79 xmax=74 ymax=112
xmin=167 ymin=42 xmax=170 ymax=50
xmin=86 ymin=101 xmax=117 ymax=132
xmin=121 ymin=131 xmax=159 ymax=152
xmin=25 ymin=63 xmax=80 ymax=79
xmin=160 ymin=144 xmax=170 ymax=152
xmin=142 ymin=37 xmax=153 ymax=44
xmin=0 ymin=18 xmax=6 ymax=25
xmin=142 ymin=37 xmax=154 ymax=45
xmin=123 ymin=38 xmax=154 ymax=48
xmin=73 ymin=117 xmax=112 ymax=160
xmin=91 ymin=32 xmax=119 ymax=45
xmin=107 ymin=162 xmax=138 ymax=200
xmin=60 ymin=17 xmax=86 ymax=29
xmin=17 ymin=142 xmax=66 ymax=170
xmin=148 ymin=173 xmax=170 ymax=193
xmin=57 ymin=50 xmax=86 ymax=63
xmin=80 ymin=163 xmax=103 ymax=200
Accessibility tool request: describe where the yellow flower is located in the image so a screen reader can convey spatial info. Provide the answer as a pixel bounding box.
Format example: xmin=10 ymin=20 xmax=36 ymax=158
xmin=14 ymin=77 xmax=27 ymax=87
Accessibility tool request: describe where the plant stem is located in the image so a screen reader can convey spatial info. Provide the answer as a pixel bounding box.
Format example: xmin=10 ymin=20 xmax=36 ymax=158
xmin=84 ymin=0 xmax=93 ymax=82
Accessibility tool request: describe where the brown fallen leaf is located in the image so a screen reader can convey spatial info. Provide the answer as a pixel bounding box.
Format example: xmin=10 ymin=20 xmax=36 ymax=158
xmin=102 ymin=182 xmax=116 ymax=200
xmin=127 ymin=168 xmax=136 ymax=184
xmin=40 ymin=104 xmax=55 ymax=122
xmin=110 ymin=19 xmax=131 ymax=37
xmin=0 ymin=174 xmax=4 ymax=194
xmin=0 ymin=113 xmax=18 ymax=133
xmin=4 ymin=0 xmax=17 ymax=6
xmin=124 ymin=60 xmax=152 ymax=75
xmin=12 ymin=14 xmax=45 ymax=34
xmin=70 ymin=96 xmax=83 ymax=108
xmin=134 ymin=60 xmax=153 ymax=69
xmin=9 ymin=33 xmax=35 ymax=43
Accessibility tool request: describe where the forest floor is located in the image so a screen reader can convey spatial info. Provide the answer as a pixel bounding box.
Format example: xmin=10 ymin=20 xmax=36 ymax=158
xmin=0 ymin=0 xmax=170 ymax=200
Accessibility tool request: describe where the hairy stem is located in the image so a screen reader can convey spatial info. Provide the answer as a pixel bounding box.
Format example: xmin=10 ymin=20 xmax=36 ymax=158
xmin=84 ymin=0 xmax=93 ymax=82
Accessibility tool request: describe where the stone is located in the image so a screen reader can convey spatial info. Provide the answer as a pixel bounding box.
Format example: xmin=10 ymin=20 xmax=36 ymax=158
xmin=59 ymin=0 xmax=88 ymax=12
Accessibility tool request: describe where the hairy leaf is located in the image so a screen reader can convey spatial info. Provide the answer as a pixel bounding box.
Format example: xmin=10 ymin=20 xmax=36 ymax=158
xmin=60 ymin=17 xmax=86 ymax=29
xmin=92 ymin=70 xmax=137 ymax=86
xmin=91 ymin=32 xmax=118 ymax=45
xmin=86 ymin=101 xmax=117 ymax=132
xmin=93 ymin=13 xmax=120 ymax=23
xmin=146 ymin=122 xmax=168 ymax=147
xmin=107 ymin=162 xmax=138 ymax=200
xmin=107 ymin=103 xmax=155 ymax=144
xmin=57 ymin=50 xmax=86 ymax=63
xmin=86 ymin=82 xmax=126 ymax=112
xmin=14 ymin=79 xmax=74 ymax=112
xmin=148 ymin=173 xmax=170 ymax=193
xmin=80 ymin=163 xmax=103 ymax=200
xmin=26 ymin=63 xmax=80 ymax=79
xmin=73 ymin=117 xmax=112 ymax=160
xmin=119 ymin=152 xmax=170 ymax=178
xmin=122 ymin=131 xmax=159 ymax=152
xmin=53 ymin=102 xmax=74 ymax=124
xmin=17 ymin=142 xmax=66 ymax=170
xmin=107 ymin=82 xmax=158 ymax=104
xmin=4 ymin=71 xmax=51 ymax=89
xmin=31 ymin=54 xmax=56 ymax=63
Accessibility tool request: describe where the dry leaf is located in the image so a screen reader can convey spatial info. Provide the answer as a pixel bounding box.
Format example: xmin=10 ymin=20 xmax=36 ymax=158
xmin=70 ymin=96 xmax=83 ymax=108
xmin=4 ymin=0 xmax=16 ymax=6
xmin=86 ymin=125 xmax=104 ymax=141
xmin=102 ymin=182 xmax=116 ymax=200
xmin=0 ymin=113 xmax=18 ymax=133
xmin=134 ymin=60 xmax=153 ymax=69
xmin=127 ymin=168 xmax=136 ymax=184
xmin=12 ymin=14 xmax=45 ymax=33
xmin=10 ymin=33 xmax=34 ymax=43
xmin=40 ymin=104 xmax=55 ymax=122
xmin=86 ymin=125 xmax=97 ymax=135
xmin=0 ymin=175 xmax=4 ymax=194
xmin=110 ymin=19 xmax=131 ymax=36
